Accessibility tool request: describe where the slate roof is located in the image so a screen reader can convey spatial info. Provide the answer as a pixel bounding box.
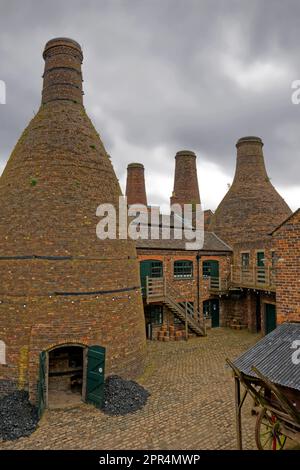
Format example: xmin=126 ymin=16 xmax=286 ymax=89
xmin=233 ymin=322 xmax=300 ymax=392
xmin=135 ymin=230 xmax=232 ymax=252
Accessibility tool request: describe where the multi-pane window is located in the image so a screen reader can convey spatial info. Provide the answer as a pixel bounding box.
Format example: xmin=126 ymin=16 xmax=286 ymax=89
xmin=174 ymin=260 xmax=193 ymax=278
xmin=151 ymin=261 xmax=163 ymax=278
xmin=150 ymin=305 xmax=163 ymax=325
xmin=241 ymin=252 xmax=250 ymax=268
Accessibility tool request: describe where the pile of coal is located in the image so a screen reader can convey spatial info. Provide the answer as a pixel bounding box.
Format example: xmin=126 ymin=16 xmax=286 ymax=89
xmin=102 ymin=375 xmax=150 ymax=416
xmin=0 ymin=391 xmax=39 ymax=441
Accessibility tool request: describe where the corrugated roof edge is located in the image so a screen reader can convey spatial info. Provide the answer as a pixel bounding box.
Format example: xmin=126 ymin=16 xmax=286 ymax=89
xmin=232 ymin=322 xmax=300 ymax=392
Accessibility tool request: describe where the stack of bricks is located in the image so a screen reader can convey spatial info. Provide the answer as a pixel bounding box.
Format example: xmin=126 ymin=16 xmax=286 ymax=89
xmin=157 ymin=325 xmax=185 ymax=341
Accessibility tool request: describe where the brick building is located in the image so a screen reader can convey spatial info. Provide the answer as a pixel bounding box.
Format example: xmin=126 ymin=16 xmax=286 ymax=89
xmin=272 ymin=209 xmax=300 ymax=324
xmin=0 ymin=38 xmax=146 ymax=409
xmin=137 ymin=232 xmax=232 ymax=340
xmin=126 ymin=151 xmax=232 ymax=340
xmin=125 ymin=136 xmax=296 ymax=339
xmin=0 ymin=37 xmax=298 ymax=412
xmin=208 ymin=136 xmax=293 ymax=335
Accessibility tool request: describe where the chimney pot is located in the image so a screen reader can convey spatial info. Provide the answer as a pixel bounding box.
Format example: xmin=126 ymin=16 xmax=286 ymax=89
xmin=170 ymin=149 xmax=200 ymax=209
xmin=236 ymin=136 xmax=263 ymax=148
xmin=42 ymin=37 xmax=83 ymax=105
xmin=126 ymin=163 xmax=147 ymax=206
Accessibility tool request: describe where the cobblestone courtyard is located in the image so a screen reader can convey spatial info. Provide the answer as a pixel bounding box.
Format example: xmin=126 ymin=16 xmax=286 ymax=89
xmin=0 ymin=328 xmax=260 ymax=450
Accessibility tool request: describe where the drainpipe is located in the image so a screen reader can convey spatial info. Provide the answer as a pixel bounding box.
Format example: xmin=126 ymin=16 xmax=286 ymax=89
xmin=196 ymin=253 xmax=200 ymax=313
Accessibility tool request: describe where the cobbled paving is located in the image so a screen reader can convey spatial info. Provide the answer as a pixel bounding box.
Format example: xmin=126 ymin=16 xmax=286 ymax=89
xmin=0 ymin=328 xmax=260 ymax=450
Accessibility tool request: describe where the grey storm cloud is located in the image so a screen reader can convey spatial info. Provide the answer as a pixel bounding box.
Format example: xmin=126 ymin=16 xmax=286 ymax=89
xmin=0 ymin=0 xmax=299 ymax=210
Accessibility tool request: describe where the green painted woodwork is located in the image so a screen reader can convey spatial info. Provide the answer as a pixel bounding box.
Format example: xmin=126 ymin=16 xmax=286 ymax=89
xmin=86 ymin=345 xmax=106 ymax=408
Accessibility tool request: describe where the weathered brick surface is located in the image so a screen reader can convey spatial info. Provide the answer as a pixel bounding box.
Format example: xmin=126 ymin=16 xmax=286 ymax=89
xmin=0 ymin=329 xmax=260 ymax=450
xmin=170 ymin=150 xmax=200 ymax=208
xmin=42 ymin=38 xmax=83 ymax=105
xmin=126 ymin=163 xmax=148 ymax=206
xmin=232 ymin=237 xmax=274 ymax=267
xmin=0 ymin=38 xmax=146 ymax=402
xmin=273 ymin=209 xmax=300 ymax=323
xmin=210 ymin=137 xmax=291 ymax=246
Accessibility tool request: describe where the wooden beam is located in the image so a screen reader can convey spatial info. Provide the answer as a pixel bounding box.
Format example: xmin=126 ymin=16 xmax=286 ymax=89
xmin=235 ymin=376 xmax=243 ymax=450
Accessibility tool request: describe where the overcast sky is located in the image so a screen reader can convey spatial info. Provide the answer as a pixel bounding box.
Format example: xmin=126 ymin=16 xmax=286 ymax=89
xmin=0 ymin=0 xmax=299 ymax=212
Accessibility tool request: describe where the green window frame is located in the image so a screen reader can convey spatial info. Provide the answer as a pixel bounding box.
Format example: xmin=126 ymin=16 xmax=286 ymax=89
xmin=202 ymin=261 xmax=211 ymax=277
xmin=174 ymin=260 xmax=193 ymax=279
xmin=151 ymin=261 xmax=163 ymax=278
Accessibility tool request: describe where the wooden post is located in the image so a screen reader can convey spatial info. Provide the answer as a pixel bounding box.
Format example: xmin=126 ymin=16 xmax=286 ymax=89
xmin=185 ymin=303 xmax=188 ymax=341
xmin=146 ymin=275 xmax=149 ymax=302
xmin=230 ymin=264 xmax=233 ymax=284
xmin=235 ymin=376 xmax=243 ymax=450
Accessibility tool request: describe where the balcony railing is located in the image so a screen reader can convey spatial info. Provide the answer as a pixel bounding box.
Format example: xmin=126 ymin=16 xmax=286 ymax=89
xmin=230 ymin=265 xmax=275 ymax=291
xmin=205 ymin=276 xmax=230 ymax=292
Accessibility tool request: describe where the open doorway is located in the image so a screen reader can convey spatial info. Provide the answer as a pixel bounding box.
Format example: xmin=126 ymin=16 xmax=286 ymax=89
xmin=48 ymin=345 xmax=85 ymax=408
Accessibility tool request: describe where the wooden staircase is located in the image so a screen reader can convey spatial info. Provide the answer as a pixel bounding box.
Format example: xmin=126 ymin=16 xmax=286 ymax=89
xmin=145 ymin=277 xmax=206 ymax=336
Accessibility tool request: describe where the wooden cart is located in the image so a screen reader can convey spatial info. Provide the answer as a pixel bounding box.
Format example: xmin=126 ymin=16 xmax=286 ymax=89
xmin=227 ymin=359 xmax=300 ymax=450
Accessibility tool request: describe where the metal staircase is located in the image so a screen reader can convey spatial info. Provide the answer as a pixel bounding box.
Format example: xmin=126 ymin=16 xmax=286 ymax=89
xmin=145 ymin=277 xmax=206 ymax=336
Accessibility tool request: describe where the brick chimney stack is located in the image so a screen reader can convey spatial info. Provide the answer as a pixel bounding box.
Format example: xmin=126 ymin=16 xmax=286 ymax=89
xmin=170 ymin=150 xmax=201 ymax=209
xmin=210 ymin=136 xmax=292 ymax=245
xmin=234 ymin=136 xmax=267 ymax=183
xmin=126 ymin=163 xmax=148 ymax=206
xmin=42 ymin=37 xmax=83 ymax=105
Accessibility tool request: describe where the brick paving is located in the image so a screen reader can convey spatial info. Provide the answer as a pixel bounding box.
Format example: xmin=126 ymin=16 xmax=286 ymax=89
xmin=0 ymin=328 xmax=260 ymax=450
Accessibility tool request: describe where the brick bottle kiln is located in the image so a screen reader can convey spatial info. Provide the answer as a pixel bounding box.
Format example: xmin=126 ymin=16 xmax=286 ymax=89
xmin=0 ymin=38 xmax=146 ymax=409
xmin=210 ymin=136 xmax=291 ymax=245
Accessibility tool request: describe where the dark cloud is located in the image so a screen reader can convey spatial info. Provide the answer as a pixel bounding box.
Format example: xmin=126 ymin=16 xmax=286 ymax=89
xmin=0 ymin=0 xmax=299 ymax=210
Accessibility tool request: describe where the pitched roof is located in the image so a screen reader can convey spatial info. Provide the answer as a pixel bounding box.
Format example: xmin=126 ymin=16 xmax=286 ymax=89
xmin=233 ymin=322 xmax=300 ymax=391
xmin=136 ymin=230 xmax=232 ymax=252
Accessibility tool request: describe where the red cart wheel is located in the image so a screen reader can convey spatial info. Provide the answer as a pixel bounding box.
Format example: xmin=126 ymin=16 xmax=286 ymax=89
xmin=255 ymin=407 xmax=287 ymax=450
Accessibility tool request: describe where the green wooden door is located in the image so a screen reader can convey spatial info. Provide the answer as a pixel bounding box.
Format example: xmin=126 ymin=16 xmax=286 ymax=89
xmin=86 ymin=345 xmax=106 ymax=408
xmin=203 ymin=299 xmax=219 ymax=327
xmin=140 ymin=261 xmax=152 ymax=295
xmin=211 ymin=299 xmax=220 ymax=328
xmin=38 ymin=351 xmax=46 ymax=418
xmin=140 ymin=260 xmax=163 ymax=296
xmin=265 ymin=304 xmax=276 ymax=334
